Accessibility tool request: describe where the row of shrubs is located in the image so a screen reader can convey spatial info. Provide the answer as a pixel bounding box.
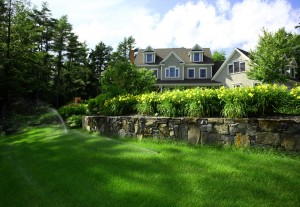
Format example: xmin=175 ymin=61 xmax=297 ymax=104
xmin=89 ymin=84 xmax=300 ymax=118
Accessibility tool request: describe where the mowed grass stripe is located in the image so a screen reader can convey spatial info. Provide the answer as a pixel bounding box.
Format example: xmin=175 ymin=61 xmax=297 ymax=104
xmin=0 ymin=125 xmax=299 ymax=207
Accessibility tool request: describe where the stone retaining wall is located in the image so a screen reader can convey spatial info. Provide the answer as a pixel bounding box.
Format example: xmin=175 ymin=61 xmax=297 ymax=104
xmin=82 ymin=116 xmax=300 ymax=151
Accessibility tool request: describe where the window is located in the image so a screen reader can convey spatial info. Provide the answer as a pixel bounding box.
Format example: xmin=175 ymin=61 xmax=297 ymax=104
xmin=152 ymin=69 xmax=158 ymax=78
xmin=228 ymin=64 xmax=233 ymax=74
xmin=240 ymin=62 xmax=245 ymax=72
xmin=233 ymin=61 xmax=239 ymax=73
xmin=188 ymin=68 xmax=195 ymax=78
xmin=145 ymin=54 xmax=153 ymax=63
xmin=193 ymin=53 xmax=200 ymax=62
xmin=229 ymin=61 xmax=246 ymax=74
xmin=233 ymin=83 xmax=242 ymax=88
xmin=199 ymin=68 xmax=207 ymax=78
xmin=166 ymin=67 xmax=179 ymax=78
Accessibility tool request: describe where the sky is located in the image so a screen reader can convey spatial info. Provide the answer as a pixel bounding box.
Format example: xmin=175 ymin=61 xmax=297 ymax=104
xmin=30 ymin=0 xmax=300 ymax=54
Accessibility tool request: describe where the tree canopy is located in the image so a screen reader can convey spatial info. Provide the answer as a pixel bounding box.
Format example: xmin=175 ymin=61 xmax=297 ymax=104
xmin=101 ymin=62 xmax=156 ymax=96
xmin=247 ymin=28 xmax=300 ymax=83
xmin=212 ymin=50 xmax=226 ymax=62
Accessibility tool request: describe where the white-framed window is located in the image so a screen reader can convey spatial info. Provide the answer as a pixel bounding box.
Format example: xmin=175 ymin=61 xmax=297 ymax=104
xmin=233 ymin=61 xmax=239 ymax=73
xmin=193 ymin=53 xmax=200 ymax=62
xmin=145 ymin=53 xmax=154 ymax=63
xmin=228 ymin=64 xmax=233 ymax=74
xmin=233 ymin=83 xmax=242 ymax=88
xmin=152 ymin=69 xmax=158 ymax=78
xmin=187 ymin=68 xmax=195 ymax=78
xmin=166 ymin=66 xmax=179 ymax=78
xmin=199 ymin=68 xmax=207 ymax=78
xmin=240 ymin=62 xmax=245 ymax=72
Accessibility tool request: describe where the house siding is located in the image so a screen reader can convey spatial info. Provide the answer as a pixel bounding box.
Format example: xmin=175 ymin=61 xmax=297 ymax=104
xmin=214 ymin=51 xmax=256 ymax=88
xmin=161 ymin=54 xmax=182 ymax=80
xmin=185 ymin=65 xmax=212 ymax=79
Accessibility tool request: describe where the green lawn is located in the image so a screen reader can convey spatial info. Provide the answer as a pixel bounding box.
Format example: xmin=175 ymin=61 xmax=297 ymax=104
xmin=0 ymin=125 xmax=299 ymax=207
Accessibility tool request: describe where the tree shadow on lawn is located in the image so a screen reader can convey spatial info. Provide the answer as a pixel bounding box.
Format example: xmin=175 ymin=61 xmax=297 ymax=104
xmin=1 ymin=125 xmax=300 ymax=207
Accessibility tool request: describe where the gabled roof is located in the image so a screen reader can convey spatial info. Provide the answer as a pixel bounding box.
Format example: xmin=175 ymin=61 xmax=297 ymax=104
xmin=160 ymin=51 xmax=184 ymax=64
xmin=135 ymin=47 xmax=213 ymax=65
xmin=144 ymin=45 xmax=155 ymax=52
xmin=191 ymin=44 xmax=204 ymax=51
xmin=212 ymin=48 xmax=250 ymax=80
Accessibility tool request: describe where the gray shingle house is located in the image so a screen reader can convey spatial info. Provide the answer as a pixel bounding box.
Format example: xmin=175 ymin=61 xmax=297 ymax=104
xmin=133 ymin=45 xmax=298 ymax=89
xmin=133 ymin=44 xmax=222 ymax=89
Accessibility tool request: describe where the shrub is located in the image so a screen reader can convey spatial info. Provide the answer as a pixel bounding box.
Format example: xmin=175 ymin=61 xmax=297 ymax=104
xmin=39 ymin=113 xmax=61 ymax=125
xmin=104 ymin=94 xmax=137 ymax=115
xmin=87 ymin=94 xmax=112 ymax=115
xmin=136 ymin=92 xmax=158 ymax=115
xmin=58 ymin=104 xmax=87 ymax=119
xmin=66 ymin=115 xmax=83 ymax=128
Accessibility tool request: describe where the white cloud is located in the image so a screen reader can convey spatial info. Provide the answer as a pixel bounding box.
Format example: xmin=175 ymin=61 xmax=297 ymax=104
xmin=31 ymin=0 xmax=300 ymax=52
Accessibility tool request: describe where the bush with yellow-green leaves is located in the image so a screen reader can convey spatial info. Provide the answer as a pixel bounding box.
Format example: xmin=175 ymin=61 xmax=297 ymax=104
xmin=98 ymin=84 xmax=300 ymax=118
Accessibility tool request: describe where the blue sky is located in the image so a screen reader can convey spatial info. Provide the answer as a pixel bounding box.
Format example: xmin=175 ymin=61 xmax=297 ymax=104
xmin=31 ymin=0 xmax=300 ymax=54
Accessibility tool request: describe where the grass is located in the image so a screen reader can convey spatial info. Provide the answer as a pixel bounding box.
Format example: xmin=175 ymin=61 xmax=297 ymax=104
xmin=0 ymin=125 xmax=300 ymax=207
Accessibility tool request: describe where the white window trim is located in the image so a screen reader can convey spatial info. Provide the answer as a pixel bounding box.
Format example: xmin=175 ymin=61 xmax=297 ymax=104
xmin=187 ymin=68 xmax=195 ymax=79
xmin=228 ymin=64 xmax=234 ymax=74
xmin=239 ymin=61 xmax=246 ymax=72
xmin=199 ymin=68 xmax=207 ymax=78
xmin=233 ymin=61 xmax=240 ymax=73
xmin=145 ymin=54 xmax=154 ymax=63
xmin=165 ymin=66 xmax=179 ymax=78
xmin=192 ymin=52 xmax=203 ymax=62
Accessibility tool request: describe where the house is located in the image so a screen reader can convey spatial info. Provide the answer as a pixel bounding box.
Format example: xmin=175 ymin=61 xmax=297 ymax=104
xmin=133 ymin=45 xmax=298 ymax=89
xmin=133 ymin=44 xmax=222 ymax=89
xmin=212 ymin=48 xmax=299 ymax=88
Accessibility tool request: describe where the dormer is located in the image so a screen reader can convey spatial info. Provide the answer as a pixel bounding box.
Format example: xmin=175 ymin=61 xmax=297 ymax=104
xmin=143 ymin=45 xmax=156 ymax=64
xmin=190 ymin=44 xmax=204 ymax=62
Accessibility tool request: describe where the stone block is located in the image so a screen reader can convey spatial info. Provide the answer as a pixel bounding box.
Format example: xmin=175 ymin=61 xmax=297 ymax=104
xmin=258 ymin=120 xmax=279 ymax=132
xmin=178 ymin=124 xmax=188 ymax=140
xmin=207 ymin=118 xmax=224 ymax=124
xmin=285 ymin=124 xmax=300 ymax=135
xmin=198 ymin=119 xmax=208 ymax=125
xmin=188 ymin=125 xmax=200 ymax=144
xmin=118 ymin=129 xmax=127 ymax=138
xmin=229 ymin=124 xmax=239 ymax=136
xmin=281 ymin=137 xmax=296 ymax=151
xmin=235 ymin=133 xmax=251 ymax=147
xmin=246 ymin=124 xmax=257 ymax=136
xmin=220 ymin=135 xmax=234 ymax=145
xmin=213 ymin=123 xmax=228 ymax=135
xmin=159 ymin=124 xmax=170 ymax=138
xmin=201 ymin=132 xmax=220 ymax=145
xmin=256 ymin=132 xmax=281 ymax=146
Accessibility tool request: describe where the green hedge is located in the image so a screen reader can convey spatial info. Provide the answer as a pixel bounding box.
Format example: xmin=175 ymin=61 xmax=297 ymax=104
xmin=88 ymin=84 xmax=300 ymax=118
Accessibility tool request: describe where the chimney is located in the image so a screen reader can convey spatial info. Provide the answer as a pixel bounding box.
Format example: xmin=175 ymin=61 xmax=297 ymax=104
xmin=129 ymin=49 xmax=134 ymax=64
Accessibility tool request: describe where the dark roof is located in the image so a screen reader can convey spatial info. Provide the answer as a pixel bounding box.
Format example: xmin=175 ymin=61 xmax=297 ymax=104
xmin=236 ymin=48 xmax=249 ymax=57
xmin=212 ymin=61 xmax=224 ymax=76
xmin=155 ymin=79 xmax=221 ymax=85
xmin=134 ymin=47 xmax=214 ymax=65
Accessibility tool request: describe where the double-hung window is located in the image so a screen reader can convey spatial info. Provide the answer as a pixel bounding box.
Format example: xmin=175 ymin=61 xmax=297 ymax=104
xmin=228 ymin=64 xmax=233 ymax=74
xmin=193 ymin=53 xmax=200 ymax=62
xmin=199 ymin=68 xmax=207 ymax=78
xmin=145 ymin=54 xmax=153 ymax=63
xmin=233 ymin=61 xmax=239 ymax=73
xmin=188 ymin=68 xmax=195 ymax=78
xmin=240 ymin=62 xmax=245 ymax=72
xmin=166 ymin=67 xmax=179 ymax=78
